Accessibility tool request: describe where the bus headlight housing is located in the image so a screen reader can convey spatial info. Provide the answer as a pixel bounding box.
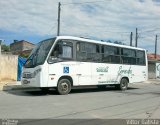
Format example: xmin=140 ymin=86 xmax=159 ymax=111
xmin=32 ymin=68 xmax=41 ymax=78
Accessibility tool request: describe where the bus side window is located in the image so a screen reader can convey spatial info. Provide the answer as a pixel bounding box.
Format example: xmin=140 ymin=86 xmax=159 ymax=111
xmin=121 ymin=48 xmax=136 ymax=65
xmin=52 ymin=40 xmax=73 ymax=59
xmin=137 ymin=50 xmax=145 ymax=65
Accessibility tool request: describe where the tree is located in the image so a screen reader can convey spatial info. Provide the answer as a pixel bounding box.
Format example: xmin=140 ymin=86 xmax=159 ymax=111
xmin=20 ymin=53 xmax=29 ymax=58
xmin=114 ymin=41 xmax=126 ymax=45
xmin=1 ymin=44 xmax=10 ymax=52
xmin=107 ymin=40 xmax=112 ymax=43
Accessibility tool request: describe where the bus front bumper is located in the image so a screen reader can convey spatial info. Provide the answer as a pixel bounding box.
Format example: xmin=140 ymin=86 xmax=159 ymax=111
xmin=21 ymin=78 xmax=41 ymax=87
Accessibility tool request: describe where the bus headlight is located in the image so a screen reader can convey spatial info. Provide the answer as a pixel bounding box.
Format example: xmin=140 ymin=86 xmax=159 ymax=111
xmin=33 ymin=68 xmax=41 ymax=78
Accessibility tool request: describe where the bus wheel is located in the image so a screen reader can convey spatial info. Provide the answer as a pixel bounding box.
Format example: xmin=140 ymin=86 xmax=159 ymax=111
xmin=57 ymin=79 xmax=71 ymax=95
xmin=119 ymin=78 xmax=128 ymax=90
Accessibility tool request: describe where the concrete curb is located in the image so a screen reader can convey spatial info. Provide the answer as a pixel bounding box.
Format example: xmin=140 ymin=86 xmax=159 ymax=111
xmin=0 ymin=81 xmax=38 ymax=91
xmin=0 ymin=82 xmax=13 ymax=91
xmin=142 ymin=79 xmax=160 ymax=84
xmin=3 ymin=85 xmax=38 ymax=91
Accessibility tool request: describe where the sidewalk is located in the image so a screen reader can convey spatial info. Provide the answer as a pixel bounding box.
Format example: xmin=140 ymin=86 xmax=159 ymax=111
xmin=142 ymin=79 xmax=160 ymax=85
xmin=0 ymin=81 xmax=20 ymax=91
xmin=0 ymin=81 xmax=36 ymax=91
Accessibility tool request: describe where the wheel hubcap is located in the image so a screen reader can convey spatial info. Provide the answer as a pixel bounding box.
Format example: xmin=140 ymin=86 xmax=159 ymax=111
xmin=60 ymin=82 xmax=68 ymax=92
xmin=121 ymin=80 xmax=127 ymax=88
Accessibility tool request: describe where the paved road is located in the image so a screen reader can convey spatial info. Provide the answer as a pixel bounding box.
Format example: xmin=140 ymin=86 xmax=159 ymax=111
xmin=0 ymin=82 xmax=160 ymax=121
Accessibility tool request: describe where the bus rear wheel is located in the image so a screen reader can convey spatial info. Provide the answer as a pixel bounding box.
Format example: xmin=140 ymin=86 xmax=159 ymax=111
xmin=120 ymin=78 xmax=128 ymax=90
xmin=57 ymin=79 xmax=71 ymax=95
xmin=115 ymin=78 xmax=128 ymax=91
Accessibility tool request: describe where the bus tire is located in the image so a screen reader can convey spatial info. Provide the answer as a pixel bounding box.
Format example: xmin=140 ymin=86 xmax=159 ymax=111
xmin=119 ymin=78 xmax=128 ymax=91
xmin=57 ymin=79 xmax=71 ymax=95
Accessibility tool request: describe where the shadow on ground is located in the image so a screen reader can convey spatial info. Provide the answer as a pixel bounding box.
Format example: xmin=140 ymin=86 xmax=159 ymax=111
xmin=4 ymin=86 xmax=139 ymax=97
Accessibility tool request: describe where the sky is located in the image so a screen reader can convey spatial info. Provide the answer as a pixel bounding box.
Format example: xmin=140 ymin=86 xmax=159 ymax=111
xmin=0 ymin=0 xmax=160 ymax=54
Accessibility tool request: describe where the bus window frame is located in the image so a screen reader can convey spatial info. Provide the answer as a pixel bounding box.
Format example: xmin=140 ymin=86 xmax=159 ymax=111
xmin=47 ymin=39 xmax=74 ymax=64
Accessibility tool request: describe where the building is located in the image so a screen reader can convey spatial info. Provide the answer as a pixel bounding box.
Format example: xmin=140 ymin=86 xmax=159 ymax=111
xmin=147 ymin=54 xmax=160 ymax=79
xmin=10 ymin=40 xmax=35 ymax=56
xmin=147 ymin=53 xmax=160 ymax=60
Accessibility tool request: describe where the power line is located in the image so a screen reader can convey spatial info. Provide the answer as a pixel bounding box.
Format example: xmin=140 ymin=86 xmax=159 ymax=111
xmin=62 ymin=0 xmax=112 ymax=5
xmin=48 ymin=25 xmax=56 ymax=35
xmin=61 ymin=22 xmax=130 ymax=33
xmin=139 ymin=28 xmax=160 ymax=33
xmin=104 ymin=30 xmax=130 ymax=34
xmin=138 ymin=36 xmax=154 ymax=39
xmin=60 ymin=22 xmax=130 ymax=34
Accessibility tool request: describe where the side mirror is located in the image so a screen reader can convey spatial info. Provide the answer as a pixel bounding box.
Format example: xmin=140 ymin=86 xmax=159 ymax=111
xmin=54 ymin=44 xmax=63 ymax=55
xmin=58 ymin=44 xmax=63 ymax=54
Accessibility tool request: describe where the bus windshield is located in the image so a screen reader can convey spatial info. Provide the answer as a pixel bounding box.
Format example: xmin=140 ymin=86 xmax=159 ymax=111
xmin=25 ymin=38 xmax=56 ymax=68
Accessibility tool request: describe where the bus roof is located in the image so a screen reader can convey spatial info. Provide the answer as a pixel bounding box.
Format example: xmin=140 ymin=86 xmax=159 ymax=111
xmin=56 ymin=36 xmax=146 ymax=51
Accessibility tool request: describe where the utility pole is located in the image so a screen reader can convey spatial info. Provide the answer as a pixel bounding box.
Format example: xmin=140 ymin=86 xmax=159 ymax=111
xmin=135 ymin=28 xmax=138 ymax=47
xmin=130 ymin=32 xmax=133 ymax=46
xmin=0 ymin=40 xmax=2 ymax=55
xmin=57 ymin=2 xmax=61 ymax=36
xmin=155 ymin=35 xmax=158 ymax=59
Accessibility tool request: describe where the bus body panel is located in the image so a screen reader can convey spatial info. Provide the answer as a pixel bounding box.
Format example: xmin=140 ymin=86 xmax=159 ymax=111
xmin=22 ymin=62 xmax=148 ymax=87
xmin=75 ymin=62 xmax=92 ymax=85
xmin=48 ymin=61 xmax=93 ymax=87
xmin=48 ymin=62 xmax=78 ymax=87
xmin=47 ymin=62 xmax=148 ymax=87
xmin=91 ymin=63 xmax=147 ymax=85
xmin=22 ymin=65 xmax=43 ymax=87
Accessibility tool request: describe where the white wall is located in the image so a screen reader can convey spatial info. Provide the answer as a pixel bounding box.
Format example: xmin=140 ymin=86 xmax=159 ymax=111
xmin=156 ymin=63 xmax=160 ymax=79
xmin=0 ymin=54 xmax=18 ymax=81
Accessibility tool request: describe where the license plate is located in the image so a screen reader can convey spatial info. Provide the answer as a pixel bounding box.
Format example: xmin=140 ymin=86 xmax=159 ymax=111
xmin=23 ymin=80 xmax=30 ymax=84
